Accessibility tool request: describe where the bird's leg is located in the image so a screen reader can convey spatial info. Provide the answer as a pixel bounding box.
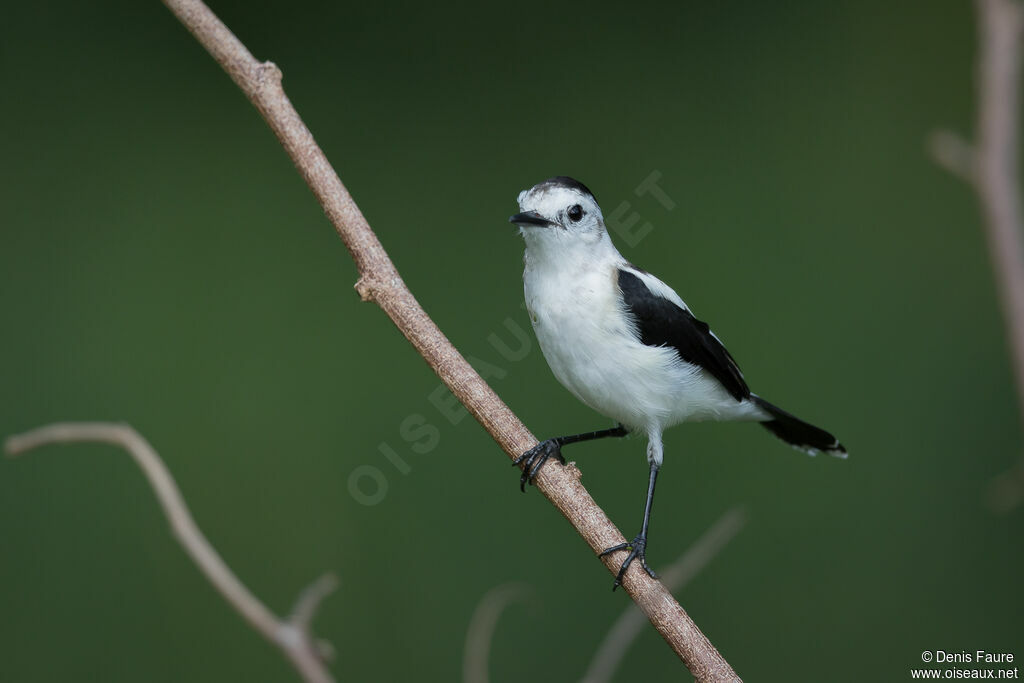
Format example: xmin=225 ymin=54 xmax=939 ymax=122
xmin=600 ymin=460 xmax=660 ymax=590
xmin=513 ymin=425 xmax=628 ymax=492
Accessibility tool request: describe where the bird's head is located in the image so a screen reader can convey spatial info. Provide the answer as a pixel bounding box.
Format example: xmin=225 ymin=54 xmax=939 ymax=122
xmin=509 ymin=177 xmax=609 ymax=252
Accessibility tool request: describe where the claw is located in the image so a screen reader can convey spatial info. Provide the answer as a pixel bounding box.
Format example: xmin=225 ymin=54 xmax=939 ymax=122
xmin=512 ymin=439 xmax=565 ymax=492
xmin=600 ymin=534 xmax=658 ymax=590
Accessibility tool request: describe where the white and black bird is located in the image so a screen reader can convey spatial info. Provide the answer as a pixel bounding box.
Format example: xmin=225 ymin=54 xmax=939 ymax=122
xmin=508 ymin=176 xmax=846 ymax=590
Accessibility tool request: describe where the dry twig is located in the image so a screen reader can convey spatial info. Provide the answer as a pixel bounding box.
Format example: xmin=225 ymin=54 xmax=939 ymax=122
xmin=930 ymin=0 xmax=1024 ymax=511
xmin=158 ymin=0 xmax=739 ymax=678
xmin=582 ymin=507 xmax=747 ymax=683
xmin=462 ymin=509 xmax=746 ymax=683
xmin=4 ymin=422 xmax=337 ymax=683
xmin=462 ymin=582 xmax=533 ymax=683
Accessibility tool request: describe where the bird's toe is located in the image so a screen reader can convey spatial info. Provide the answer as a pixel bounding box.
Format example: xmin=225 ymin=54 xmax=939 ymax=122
xmin=601 ymin=534 xmax=656 ymax=590
xmin=513 ymin=439 xmax=564 ymax=492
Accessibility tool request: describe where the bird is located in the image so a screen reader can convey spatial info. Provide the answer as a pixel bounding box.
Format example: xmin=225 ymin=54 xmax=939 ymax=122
xmin=507 ymin=176 xmax=846 ymax=590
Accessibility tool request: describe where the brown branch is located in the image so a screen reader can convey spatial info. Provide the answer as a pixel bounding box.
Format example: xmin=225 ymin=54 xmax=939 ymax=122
xmin=4 ymin=423 xmax=337 ymax=683
xmin=974 ymin=0 xmax=1024 ymax=512
xmin=158 ymin=0 xmax=739 ymax=679
xmin=462 ymin=510 xmax=746 ymax=683
xmin=931 ymin=0 xmax=1024 ymax=510
xmin=975 ymin=0 xmax=1024 ymax=427
xmin=582 ymin=507 xmax=747 ymax=683
xmin=932 ymin=0 xmax=1024 ymax=423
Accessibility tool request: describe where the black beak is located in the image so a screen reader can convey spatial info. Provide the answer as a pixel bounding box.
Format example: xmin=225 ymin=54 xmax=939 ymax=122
xmin=509 ymin=211 xmax=555 ymax=228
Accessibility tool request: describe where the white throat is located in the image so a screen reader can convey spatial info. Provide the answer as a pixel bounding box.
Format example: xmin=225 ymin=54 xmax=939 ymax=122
xmin=521 ymin=226 xmax=622 ymax=273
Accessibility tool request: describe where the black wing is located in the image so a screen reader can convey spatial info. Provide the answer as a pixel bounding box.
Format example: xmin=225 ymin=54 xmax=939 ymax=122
xmin=617 ymin=269 xmax=750 ymax=401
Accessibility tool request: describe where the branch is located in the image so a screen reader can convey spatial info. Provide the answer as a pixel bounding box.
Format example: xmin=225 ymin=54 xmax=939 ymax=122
xmin=462 ymin=582 xmax=532 ymax=683
xmin=159 ymin=0 xmax=739 ymax=678
xmin=582 ymin=507 xmax=748 ymax=683
xmin=5 ymin=423 xmax=337 ymax=683
xmin=933 ymin=0 xmax=1024 ymax=426
xmin=932 ymin=0 xmax=1024 ymax=510
xmin=462 ymin=509 xmax=746 ymax=683
xmin=975 ymin=0 xmax=1024 ymax=426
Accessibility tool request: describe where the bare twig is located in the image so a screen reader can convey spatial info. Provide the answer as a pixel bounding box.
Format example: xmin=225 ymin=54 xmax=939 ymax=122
xmin=462 ymin=582 xmax=532 ymax=683
xmin=463 ymin=510 xmax=746 ymax=683
xmin=582 ymin=507 xmax=748 ymax=683
xmin=974 ymin=0 xmax=1024 ymax=424
xmin=288 ymin=573 xmax=341 ymax=664
xmin=931 ymin=0 xmax=1024 ymax=511
xmin=931 ymin=0 xmax=1024 ymax=420
xmin=5 ymin=423 xmax=337 ymax=683
xmin=158 ymin=0 xmax=739 ymax=679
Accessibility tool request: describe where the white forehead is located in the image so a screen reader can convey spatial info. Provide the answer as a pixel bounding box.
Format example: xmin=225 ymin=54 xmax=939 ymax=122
xmin=516 ymin=184 xmax=599 ymax=216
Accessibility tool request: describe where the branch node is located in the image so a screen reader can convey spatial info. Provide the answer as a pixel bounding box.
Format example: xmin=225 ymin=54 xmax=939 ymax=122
xmin=354 ymin=276 xmax=379 ymax=302
xmin=6 ymin=420 xmax=338 ymax=683
xmin=256 ymin=60 xmax=282 ymax=87
xmin=275 ymin=622 xmax=303 ymax=650
xmin=289 ymin=572 xmax=339 ymax=630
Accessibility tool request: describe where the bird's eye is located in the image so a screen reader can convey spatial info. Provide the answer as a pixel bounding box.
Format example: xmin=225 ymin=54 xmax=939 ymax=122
xmin=567 ymin=204 xmax=584 ymax=222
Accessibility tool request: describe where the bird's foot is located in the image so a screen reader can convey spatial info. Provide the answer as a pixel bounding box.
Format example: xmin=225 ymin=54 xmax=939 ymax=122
xmin=512 ymin=438 xmax=566 ymax=492
xmin=599 ymin=533 xmax=658 ymax=591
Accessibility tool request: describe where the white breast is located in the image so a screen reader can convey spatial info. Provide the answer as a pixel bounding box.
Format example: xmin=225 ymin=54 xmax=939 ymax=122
xmin=523 ymin=250 xmax=764 ymax=434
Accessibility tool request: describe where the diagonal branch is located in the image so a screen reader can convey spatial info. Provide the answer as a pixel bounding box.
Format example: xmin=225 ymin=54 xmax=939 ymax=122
xmin=583 ymin=507 xmax=747 ymax=683
xmin=5 ymin=422 xmax=337 ymax=683
xmin=158 ymin=0 xmax=739 ymax=679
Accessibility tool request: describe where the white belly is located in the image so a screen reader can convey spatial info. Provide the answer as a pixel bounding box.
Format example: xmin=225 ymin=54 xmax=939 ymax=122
xmin=524 ymin=261 xmax=762 ymax=434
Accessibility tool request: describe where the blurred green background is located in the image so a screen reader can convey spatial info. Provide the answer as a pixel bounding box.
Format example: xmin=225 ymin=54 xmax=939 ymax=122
xmin=2 ymin=1 xmax=1021 ymax=681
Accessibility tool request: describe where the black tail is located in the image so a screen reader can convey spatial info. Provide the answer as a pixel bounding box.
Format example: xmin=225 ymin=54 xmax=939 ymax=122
xmin=752 ymin=395 xmax=847 ymax=458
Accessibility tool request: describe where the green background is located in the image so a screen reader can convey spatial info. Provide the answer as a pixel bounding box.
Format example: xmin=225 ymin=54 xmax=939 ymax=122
xmin=2 ymin=1 xmax=1021 ymax=681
